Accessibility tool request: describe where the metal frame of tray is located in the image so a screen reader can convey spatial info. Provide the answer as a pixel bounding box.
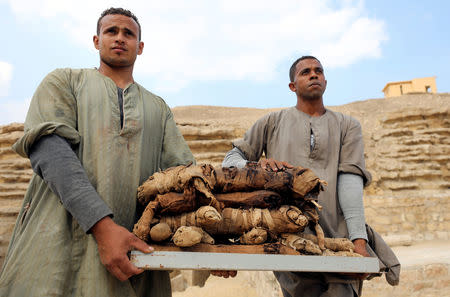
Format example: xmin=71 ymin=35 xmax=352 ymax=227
xmin=130 ymin=250 xmax=380 ymax=273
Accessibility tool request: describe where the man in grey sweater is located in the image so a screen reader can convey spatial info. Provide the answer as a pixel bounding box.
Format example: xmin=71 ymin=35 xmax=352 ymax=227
xmin=222 ymin=56 xmax=371 ymax=296
xmin=0 ymin=7 xmax=194 ymax=297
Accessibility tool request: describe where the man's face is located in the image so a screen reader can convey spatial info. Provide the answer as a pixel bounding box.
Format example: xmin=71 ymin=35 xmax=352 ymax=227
xmin=93 ymin=14 xmax=144 ymax=68
xmin=289 ymin=58 xmax=327 ymax=100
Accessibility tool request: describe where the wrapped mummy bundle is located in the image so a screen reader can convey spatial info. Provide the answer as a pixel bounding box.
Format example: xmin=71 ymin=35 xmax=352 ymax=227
xmin=136 ymin=163 xmax=324 ymax=205
xmin=133 ymin=164 xmax=356 ymax=255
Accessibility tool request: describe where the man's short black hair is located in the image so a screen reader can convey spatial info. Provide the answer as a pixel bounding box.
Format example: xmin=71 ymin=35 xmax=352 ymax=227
xmin=289 ymin=56 xmax=321 ymax=82
xmin=97 ymin=7 xmax=141 ymax=41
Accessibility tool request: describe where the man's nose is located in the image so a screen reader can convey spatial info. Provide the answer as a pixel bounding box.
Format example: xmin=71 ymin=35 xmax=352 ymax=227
xmin=115 ymin=33 xmax=126 ymax=44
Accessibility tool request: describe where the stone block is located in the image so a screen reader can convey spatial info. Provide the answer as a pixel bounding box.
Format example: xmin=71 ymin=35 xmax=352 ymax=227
xmin=383 ymin=234 xmax=412 ymax=247
xmin=367 ymin=197 xmax=386 ymax=206
xmin=431 ymin=212 xmax=440 ymax=221
xmin=364 ymin=207 xmax=378 ymax=218
xmin=391 ymin=215 xmax=403 ymax=224
xmin=363 ymin=186 xmax=380 ymax=196
xmin=369 ymin=224 xmax=389 ymax=235
xmin=415 ymin=212 xmax=429 ymax=223
xmin=401 ymin=222 xmax=415 ymax=231
xmin=0 ymin=221 xmax=16 ymax=236
xmin=373 ymin=215 xmax=391 ymax=226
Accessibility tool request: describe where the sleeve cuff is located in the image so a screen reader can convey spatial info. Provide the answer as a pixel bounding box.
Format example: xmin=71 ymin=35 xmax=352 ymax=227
xmin=338 ymin=163 xmax=372 ymax=187
xmin=74 ymin=194 xmax=114 ymax=233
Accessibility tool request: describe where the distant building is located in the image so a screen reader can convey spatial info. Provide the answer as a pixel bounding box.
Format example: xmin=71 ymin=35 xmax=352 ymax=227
xmin=382 ymin=76 xmax=437 ymax=98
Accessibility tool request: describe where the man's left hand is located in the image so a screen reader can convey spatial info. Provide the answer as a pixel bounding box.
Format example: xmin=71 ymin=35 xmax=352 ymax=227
xmin=258 ymin=158 xmax=293 ymax=172
xmin=345 ymin=238 xmax=370 ymax=280
xmin=353 ymin=238 xmax=370 ymax=257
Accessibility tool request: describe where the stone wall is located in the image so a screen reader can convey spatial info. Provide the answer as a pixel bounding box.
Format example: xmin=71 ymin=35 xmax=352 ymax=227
xmin=0 ymin=123 xmax=32 ymax=266
xmin=362 ymin=106 xmax=449 ymax=243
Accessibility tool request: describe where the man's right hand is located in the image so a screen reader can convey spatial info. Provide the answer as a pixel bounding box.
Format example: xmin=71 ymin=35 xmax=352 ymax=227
xmin=258 ymin=158 xmax=294 ymax=172
xmin=91 ymin=216 xmax=153 ymax=281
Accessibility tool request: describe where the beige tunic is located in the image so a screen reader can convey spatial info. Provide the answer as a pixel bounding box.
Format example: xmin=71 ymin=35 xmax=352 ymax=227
xmin=234 ymin=106 xmax=371 ymax=239
xmin=234 ymin=106 xmax=372 ymax=295
xmin=0 ymin=68 xmax=194 ymax=297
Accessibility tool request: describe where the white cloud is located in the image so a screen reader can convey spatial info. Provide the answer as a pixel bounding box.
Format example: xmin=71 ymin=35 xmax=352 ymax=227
xmin=5 ymin=0 xmax=387 ymax=92
xmin=0 ymin=97 xmax=31 ymax=125
xmin=0 ymin=61 xmax=13 ymax=97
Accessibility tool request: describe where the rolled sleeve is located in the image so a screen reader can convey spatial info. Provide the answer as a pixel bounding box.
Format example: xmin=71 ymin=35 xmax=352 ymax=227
xmin=12 ymin=69 xmax=80 ymax=158
xmin=338 ymin=117 xmax=372 ymax=186
xmin=232 ymin=113 xmax=272 ymax=162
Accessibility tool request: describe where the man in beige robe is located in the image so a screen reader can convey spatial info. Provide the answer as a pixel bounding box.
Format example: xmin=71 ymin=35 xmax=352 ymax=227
xmin=222 ymin=56 xmax=373 ymax=296
xmin=0 ymin=8 xmax=194 ymax=297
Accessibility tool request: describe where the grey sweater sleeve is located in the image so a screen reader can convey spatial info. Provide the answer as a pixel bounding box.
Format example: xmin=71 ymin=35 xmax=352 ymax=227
xmin=222 ymin=147 xmax=248 ymax=168
xmin=29 ymin=134 xmax=113 ymax=233
xmin=338 ymin=173 xmax=368 ymax=241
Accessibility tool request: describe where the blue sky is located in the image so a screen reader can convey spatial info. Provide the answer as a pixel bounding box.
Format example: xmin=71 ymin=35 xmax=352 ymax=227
xmin=1 ymin=0 xmax=449 ymax=125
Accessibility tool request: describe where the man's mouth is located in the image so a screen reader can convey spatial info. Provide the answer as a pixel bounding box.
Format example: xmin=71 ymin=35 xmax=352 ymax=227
xmin=309 ymin=82 xmax=321 ymax=87
xmin=112 ymin=46 xmax=126 ymax=52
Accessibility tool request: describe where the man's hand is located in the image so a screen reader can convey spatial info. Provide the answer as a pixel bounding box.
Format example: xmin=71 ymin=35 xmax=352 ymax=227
xmin=342 ymin=238 xmax=370 ymax=280
xmin=353 ymin=238 xmax=370 ymax=257
xmin=258 ymin=158 xmax=294 ymax=172
xmin=210 ymin=270 xmax=237 ymax=278
xmin=91 ymin=216 xmax=153 ymax=281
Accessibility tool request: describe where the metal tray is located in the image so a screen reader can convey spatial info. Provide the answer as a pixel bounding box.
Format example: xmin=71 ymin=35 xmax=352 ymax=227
xmin=130 ymin=250 xmax=380 ymax=273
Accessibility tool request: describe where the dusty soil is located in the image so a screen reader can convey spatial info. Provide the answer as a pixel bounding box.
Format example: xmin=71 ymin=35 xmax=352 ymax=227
xmin=173 ymin=274 xmax=260 ymax=297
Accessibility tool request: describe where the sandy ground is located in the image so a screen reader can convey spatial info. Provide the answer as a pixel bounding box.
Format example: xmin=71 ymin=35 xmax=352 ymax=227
xmin=172 ymin=274 xmax=259 ymax=297
xmin=391 ymin=240 xmax=450 ymax=266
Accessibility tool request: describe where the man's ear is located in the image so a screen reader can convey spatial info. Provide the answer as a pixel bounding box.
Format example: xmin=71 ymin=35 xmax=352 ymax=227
xmin=137 ymin=41 xmax=144 ymax=55
xmin=288 ymin=82 xmax=296 ymax=92
xmin=93 ymin=35 xmax=100 ymax=50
